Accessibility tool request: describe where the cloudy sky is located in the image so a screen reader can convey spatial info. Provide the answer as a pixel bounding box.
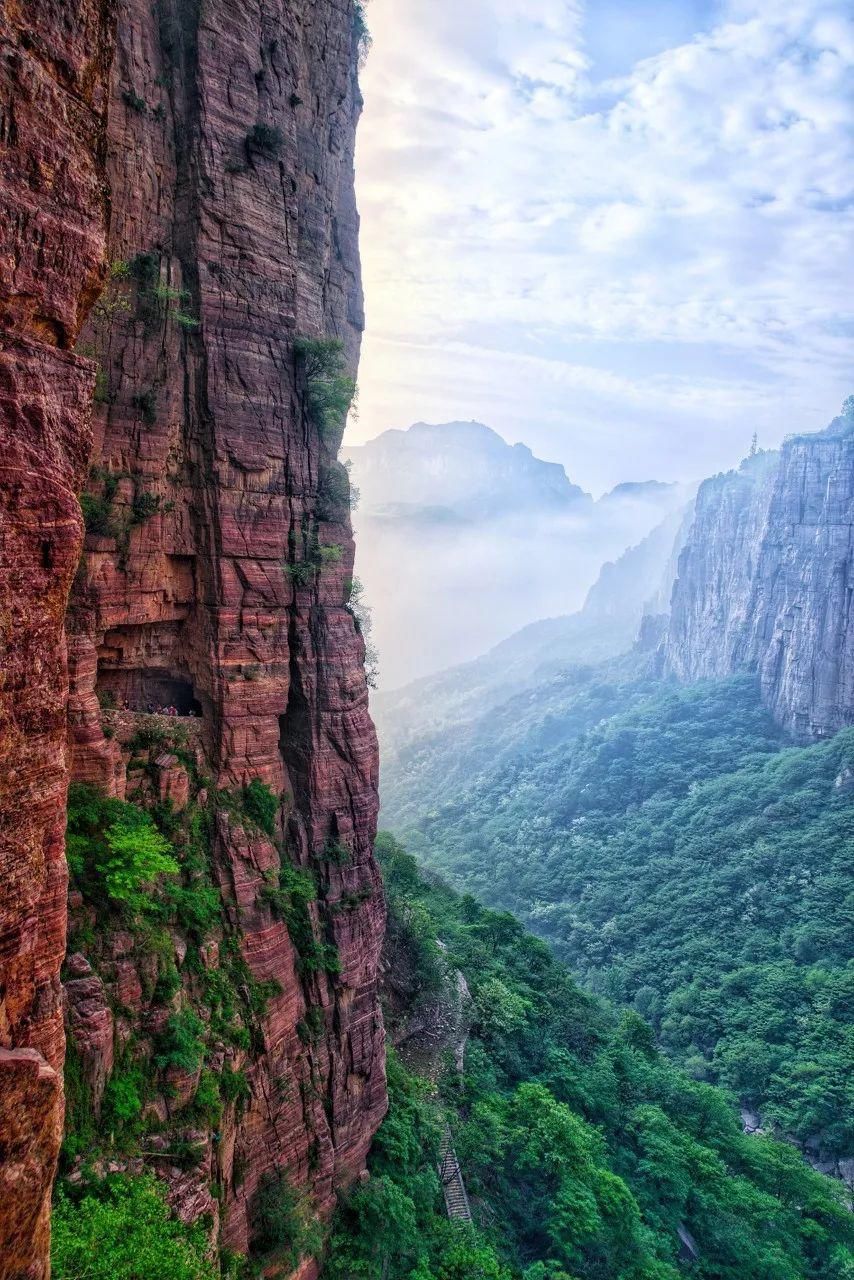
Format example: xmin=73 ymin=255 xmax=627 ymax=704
xmin=346 ymin=0 xmax=854 ymax=494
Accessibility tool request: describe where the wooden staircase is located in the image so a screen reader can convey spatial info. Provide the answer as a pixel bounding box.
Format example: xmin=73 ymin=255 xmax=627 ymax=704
xmin=438 ymin=1125 xmax=473 ymax=1222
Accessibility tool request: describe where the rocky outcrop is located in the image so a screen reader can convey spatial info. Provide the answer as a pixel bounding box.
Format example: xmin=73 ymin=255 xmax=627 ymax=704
xmin=666 ymin=420 xmax=854 ymax=740
xmin=63 ymin=0 xmax=385 ymax=1267
xmin=0 ymin=1049 xmax=65 ymax=1278
xmin=63 ymin=953 xmax=114 ymax=1114
xmin=0 ymin=3 xmax=114 ymax=1275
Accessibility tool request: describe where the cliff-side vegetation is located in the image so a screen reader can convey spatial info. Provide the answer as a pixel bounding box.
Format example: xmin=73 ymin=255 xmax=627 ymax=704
xmin=56 ymin=738 xmax=329 ymax=1274
xmin=66 ymin=785 xmax=178 ymax=912
xmin=294 ymin=336 xmax=357 ymax=443
xmin=327 ymin=835 xmax=854 ymax=1279
xmin=52 ymin=1175 xmax=219 ymax=1280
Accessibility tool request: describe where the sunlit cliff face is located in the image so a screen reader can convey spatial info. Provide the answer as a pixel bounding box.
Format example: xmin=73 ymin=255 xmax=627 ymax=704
xmin=351 ymin=0 xmax=854 ymax=494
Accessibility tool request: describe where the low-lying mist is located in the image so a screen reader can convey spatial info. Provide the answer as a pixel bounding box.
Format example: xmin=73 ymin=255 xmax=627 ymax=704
xmin=344 ymin=421 xmax=691 ymax=688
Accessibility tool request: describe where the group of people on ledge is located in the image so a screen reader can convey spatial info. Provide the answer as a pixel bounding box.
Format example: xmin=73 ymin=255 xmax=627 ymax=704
xmin=111 ymin=700 xmax=199 ymax=718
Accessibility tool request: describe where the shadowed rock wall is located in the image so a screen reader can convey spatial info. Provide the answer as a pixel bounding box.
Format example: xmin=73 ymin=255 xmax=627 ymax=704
xmin=0 ymin=2 xmax=114 ymax=1275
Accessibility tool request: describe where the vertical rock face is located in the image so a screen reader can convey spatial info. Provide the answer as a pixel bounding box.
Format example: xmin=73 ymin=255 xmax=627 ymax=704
xmin=0 ymin=3 xmax=113 ymax=1275
xmin=64 ymin=0 xmax=385 ymax=1264
xmin=665 ymin=420 xmax=854 ymax=740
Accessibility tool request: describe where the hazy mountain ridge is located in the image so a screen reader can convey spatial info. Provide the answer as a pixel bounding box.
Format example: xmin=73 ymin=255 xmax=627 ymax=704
xmin=343 ymin=419 xmax=591 ymax=520
xmin=378 ymin=407 xmax=854 ymax=810
xmin=374 ymin=501 xmax=691 ymax=756
xmin=346 ymin=419 xmax=690 ymax=686
xmin=377 ymin=409 xmax=854 ymax=1191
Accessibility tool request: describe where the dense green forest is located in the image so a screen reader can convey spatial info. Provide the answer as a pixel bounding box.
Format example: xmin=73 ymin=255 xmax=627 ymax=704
xmin=384 ymin=676 xmax=854 ymax=1156
xmin=328 ymin=835 xmax=854 ymax=1279
xmin=51 ymin=681 xmax=854 ymax=1278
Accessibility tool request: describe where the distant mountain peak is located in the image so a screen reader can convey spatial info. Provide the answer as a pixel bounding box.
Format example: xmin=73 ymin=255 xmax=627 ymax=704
xmin=343 ymin=419 xmax=591 ymax=518
xmin=409 ymin=418 xmax=505 ymax=441
xmin=600 ymin=479 xmax=675 ymax=503
xmin=362 ymin=420 xmax=509 ymax=451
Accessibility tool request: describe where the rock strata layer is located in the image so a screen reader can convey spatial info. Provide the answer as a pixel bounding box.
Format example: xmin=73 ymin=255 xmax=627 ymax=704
xmin=64 ymin=0 xmax=385 ymax=1266
xmin=0 ymin=3 xmax=114 ymax=1275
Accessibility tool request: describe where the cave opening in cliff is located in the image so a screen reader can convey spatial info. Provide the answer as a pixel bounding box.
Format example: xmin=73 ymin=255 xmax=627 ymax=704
xmin=97 ymin=667 xmax=203 ymax=717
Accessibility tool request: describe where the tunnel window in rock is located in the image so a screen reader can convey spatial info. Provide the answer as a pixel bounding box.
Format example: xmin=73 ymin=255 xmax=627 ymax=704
xmin=97 ymin=667 xmax=203 ymax=717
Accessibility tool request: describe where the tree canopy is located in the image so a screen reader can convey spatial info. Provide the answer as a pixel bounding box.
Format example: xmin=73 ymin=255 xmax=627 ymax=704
xmin=326 ymin=835 xmax=854 ymax=1280
xmin=384 ymin=677 xmax=854 ymax=1154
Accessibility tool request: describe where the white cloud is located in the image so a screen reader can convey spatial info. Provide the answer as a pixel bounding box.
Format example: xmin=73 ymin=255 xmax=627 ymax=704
xmin=351 ymin=0 xmax=854 ymax=491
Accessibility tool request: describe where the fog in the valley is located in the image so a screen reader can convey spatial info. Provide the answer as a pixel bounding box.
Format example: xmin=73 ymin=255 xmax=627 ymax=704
xmin=344 ymin=421 xmax=693 ymax=688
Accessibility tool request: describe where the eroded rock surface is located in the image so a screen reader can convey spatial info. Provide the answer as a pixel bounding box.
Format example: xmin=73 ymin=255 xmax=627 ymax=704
xmin=64 ymin=0 xmax=385 ymax=1263
xmin=0 ymin=3 xmax=113 ymax=1275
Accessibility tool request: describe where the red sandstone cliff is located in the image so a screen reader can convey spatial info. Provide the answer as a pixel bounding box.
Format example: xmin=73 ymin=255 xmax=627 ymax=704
xmin=0 ymin=3 xmax=114 ymax=1275
xmin=62 ymin=0 xmax=385 ymax=1268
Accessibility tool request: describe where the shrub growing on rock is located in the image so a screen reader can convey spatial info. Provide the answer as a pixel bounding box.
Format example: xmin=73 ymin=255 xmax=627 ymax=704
xmin=242 ymin=778 xmax=279 ymax=836
xmin=154 ymin=1008 xmax=205 ymax=1073
xmin=246 ymin=123 xmax=284 ymax=156
xmin=293 ymin=335 xmax=356 ymax=442
xmin=284 ymin=560 xmax=315 ymax=588
xmin=250 ymin=1171 xmax=322 ymax=1265
xmin=66 ymin=784 xmax=179 ymax=914
xmin=52 ymin=1173 xmax=216 ymax=1280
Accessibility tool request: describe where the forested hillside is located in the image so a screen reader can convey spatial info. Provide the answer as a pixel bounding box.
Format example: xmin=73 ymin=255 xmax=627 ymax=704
xmin=326 ymin=835 xmax=854 ymax=1279
xmin=382 ymin=676 xmax=854 ymax=1162
xmin=378 ymin=652 xmax=656 ymax=829
xmin=3 ymin=0 xmax=849 ymax=1276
